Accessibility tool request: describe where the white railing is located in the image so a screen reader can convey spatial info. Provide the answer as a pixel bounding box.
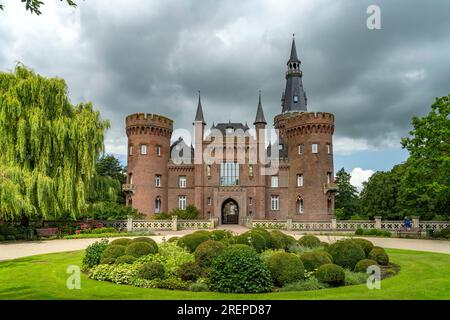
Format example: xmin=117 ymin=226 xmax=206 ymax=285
xmin=132 ymin=220 xmax=173 ymax=231
xmin=336 ymin=220 xmax=376 ymax=231
xmin=103 ymin=216 xmax=214 ymax=232
xmin=178 ymin=220 xmax=212 ymax=229
xmin=419 ymin=221 xmax=450 ymax=231
xmin=293 ymin=221 xmax=333 ymax=231
xmin=252 ymin=220 xmax=287 ymax=230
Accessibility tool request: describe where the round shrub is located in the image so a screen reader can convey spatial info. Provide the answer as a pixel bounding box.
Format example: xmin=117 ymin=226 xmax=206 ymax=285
xmin=299 ymin=251 xmax=333 ymax=272
xmin=355 ymin=228 xmax=364 ymax=235
xmin=369 ymin=247 xmax=389 ymax=265
xmin=328 ymin=239 xmax=365 ymax=269
xmin=100 ymin=244 xmax=126 ymax=263
xmin=125 ymin=242 xmax=156 ymax=258
xmin=129 ymin=237 xmax=158 ymax=252
xmin=177 ymin=261 xmax=202 ymax=282
xmin=178 ymin=233 xmax=210 ymax=253
xmin=251 ymin=228 xmax=273 ymax=248
xmin=320 ymin=241 xmax=330 ymax=249
xmin=194 ymin=240 xmax=226 ymax=268
xmin=267 ymin=252 xmax=304 ymax=286
xmin=354 ymin=259 xmax=378 ymax=273
xmin=189 ymin=282 xmax=209 ymax=292
xmin=82 ymin=239 xmax=109 ymax=269
xmin=138 ymin=262 xmax=165 ymax=280
xmin=110 ymin=238 xmax=131 ymax=246
xmin=209 ymin=246 xmax=273 ymax=293
xmin=99 ymin=257 xmax=116 ymax=265
xmin=114 ymin=255 xmax=136 ymax=265
xmin=167 ymin=236 xmax=179 ymax=243
xmin=315 ymin=264 xmax=346 ymax=287
xmin=209 ymin=230 xmax=233 ymax=242
xmin=235 ymin=231 xmax=266 ymax=252
xmin=270 ymin=230 xmax=296 ymax=250
xmin=298 ymin=235 xmax=321 ymax=248
xmin=352 ymin=238 xmax=374 ymax=257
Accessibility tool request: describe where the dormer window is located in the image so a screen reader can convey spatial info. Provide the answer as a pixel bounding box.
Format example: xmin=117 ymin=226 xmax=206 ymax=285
xmin=293 ymin=95 xmax=299 ymax=103
xmin=226 ymin=127 xmax=233 ymax=134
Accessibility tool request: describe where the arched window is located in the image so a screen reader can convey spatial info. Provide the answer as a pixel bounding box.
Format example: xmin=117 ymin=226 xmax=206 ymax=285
xmin=155 ymin=197 xmax=161 ymax=213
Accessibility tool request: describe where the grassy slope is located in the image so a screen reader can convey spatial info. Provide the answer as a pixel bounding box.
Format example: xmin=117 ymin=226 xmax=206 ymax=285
xmin=0 ymin=249 xmax=449 ymax=300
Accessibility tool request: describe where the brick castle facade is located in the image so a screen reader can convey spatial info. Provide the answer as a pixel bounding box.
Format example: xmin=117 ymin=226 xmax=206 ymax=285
xmin=123 ymin=38 xmax=337 ymax=224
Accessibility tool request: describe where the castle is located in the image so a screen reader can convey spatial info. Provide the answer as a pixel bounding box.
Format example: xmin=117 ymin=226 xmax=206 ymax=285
xmin=123 ymin=38 xmax=337 ymax=224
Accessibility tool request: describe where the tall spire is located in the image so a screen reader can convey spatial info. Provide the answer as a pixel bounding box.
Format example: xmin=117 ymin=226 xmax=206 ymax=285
xmin=194 ymin=90 xmax=206 ymax=124
xmin=254 ymin=90 xmax=267 ymax=125
xmin=282 ymin=35 xmax=307 ymax=113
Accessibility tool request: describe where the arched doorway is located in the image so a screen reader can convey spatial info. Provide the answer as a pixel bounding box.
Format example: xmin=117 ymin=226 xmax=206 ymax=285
xmin=221 ymin=198 xmax=239 ymax=224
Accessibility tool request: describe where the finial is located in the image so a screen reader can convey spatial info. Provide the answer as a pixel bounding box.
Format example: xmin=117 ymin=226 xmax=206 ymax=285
xmin=293 ymin=33 xmax=295 ymax=38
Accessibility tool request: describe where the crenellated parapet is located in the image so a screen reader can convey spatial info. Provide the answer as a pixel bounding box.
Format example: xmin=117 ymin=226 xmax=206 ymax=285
xmin=275 ymin=111 xmax=334 ymax=137
xmin=126 ymin=113 xmax=173 ymax=138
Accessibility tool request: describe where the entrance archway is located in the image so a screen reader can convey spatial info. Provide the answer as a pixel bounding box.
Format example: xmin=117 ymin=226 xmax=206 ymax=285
xmin=221 ymin=198 xmax=239 ymax=224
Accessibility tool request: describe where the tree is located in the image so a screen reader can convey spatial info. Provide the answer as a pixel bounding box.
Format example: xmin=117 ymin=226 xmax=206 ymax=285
xmin=360 ymin=164 xmax=405 ymax=219
xmin=0 ymin=64 xmax=110 ymax=222
xmin=91 ymin=154 xmax=126 ymax=205
xmin=398 ymin=94 xmax=450 ymax=219
xmin=0 ymin=0 xmax=76 ymax=15
xmin=334 ymin=168 xmax=360 ymax=219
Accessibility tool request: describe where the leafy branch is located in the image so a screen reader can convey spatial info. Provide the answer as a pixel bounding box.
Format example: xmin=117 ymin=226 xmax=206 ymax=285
xmin=0 ymin=0 xmax=77 ymax=15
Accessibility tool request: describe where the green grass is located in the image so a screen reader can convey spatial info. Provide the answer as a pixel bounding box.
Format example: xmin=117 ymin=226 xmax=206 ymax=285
xmin=0 ymin=249 xmax=449 ymax=299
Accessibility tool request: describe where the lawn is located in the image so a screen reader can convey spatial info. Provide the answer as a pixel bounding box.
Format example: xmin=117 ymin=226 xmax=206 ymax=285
xmin=0 ymin=249 xmax=449 ymax=299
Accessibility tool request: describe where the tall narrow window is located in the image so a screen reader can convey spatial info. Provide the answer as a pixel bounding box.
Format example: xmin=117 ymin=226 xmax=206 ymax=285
xmin=155 ymin=197 xmax=161 ymax=213
xmin=249 ymin=165 xmax=253 ymax=177
xmin=271 ymin=196 xmax=280 ymax=210
xmin=155 ymin=175 xmax=161 ymax=187
xmin=298 ymin=198 xmax=304 ymax=214
xmin=178 ymin=195 xmax=186 ymax=210
xmin=129 ymin=145 xmax=133 ymax=156
xmin=312 ymin=143 xmax=318 ymax=154
xmin=207 ymin=165 xmax=211 ymax=177
xmin=298 ymin=144 xmax=304 ymax=155
xmin=140 ymin=144 xmax=148 ymax=155
xmin=128 ymin=173 xmax=133 ymax=184
xmin=271 ymin=176 xmax=279 ymax=188
xmin=327 ymin=172 xmax=332 ymax=184
xmin=326 ymin=143 xmax=331 ymax=154
xmin=248 ymin=197 xmax=253 ymax=205
xmin=297 ymin=174 xmax=304 ymax=187
xmin=207 ymin=197 xmax=212 ymax=206
xmin=220 ymin=162 xmax=239 ymax=186
xmin=156 ymin=145 xmax=161 ymax=156
xmin=179 ymin=176 xmax=186 ymax=188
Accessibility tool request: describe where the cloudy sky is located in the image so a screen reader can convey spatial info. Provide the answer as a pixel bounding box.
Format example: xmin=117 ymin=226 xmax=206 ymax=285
xmin=1 ymin=0 xmax=449 ymax=189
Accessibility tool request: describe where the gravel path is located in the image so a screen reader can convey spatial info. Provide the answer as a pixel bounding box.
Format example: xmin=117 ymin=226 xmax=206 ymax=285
xmin=0 ymin=226 xmax=449 ymax=261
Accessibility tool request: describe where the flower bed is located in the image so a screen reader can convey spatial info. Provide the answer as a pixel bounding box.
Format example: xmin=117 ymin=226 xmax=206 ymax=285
xmin=83 ymin=232 xmax=399 ymax=293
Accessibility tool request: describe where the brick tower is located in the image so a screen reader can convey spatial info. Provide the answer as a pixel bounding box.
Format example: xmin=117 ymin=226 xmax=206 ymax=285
xmin=124 ymin=113 xmax=173 ymax=216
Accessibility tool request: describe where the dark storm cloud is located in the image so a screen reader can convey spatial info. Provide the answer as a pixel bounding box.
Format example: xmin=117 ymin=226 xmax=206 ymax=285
xmin=1 ymin=0 xmax=449 ymax=154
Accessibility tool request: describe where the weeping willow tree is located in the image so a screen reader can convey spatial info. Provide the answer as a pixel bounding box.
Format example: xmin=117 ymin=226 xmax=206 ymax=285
xmin=0 ymin=64 xmax=114 ymax=222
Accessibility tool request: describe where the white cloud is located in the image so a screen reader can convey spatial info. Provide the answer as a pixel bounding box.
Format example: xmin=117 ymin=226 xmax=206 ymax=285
xmin=350 ymin=167 xmax=374 ymax=192
xmin=333 ymin=137 xmax=371 ymax=155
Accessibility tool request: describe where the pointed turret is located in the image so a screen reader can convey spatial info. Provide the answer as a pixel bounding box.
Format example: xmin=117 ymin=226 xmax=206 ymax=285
xmin=254 ymin=91 xmax=267 ymax=125
xmin=282 ymin=35 xmax=307 ymax=113
xmin=194 ymin=91 xmax=206 ymax=125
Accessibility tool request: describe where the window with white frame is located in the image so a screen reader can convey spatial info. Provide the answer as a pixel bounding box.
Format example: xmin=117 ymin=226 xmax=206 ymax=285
xmin=297 ymin=174 xmax=304 ymax=187
xmin=140 ymin=144 xmax=148 ymax=155
xmin=298 ymin=144 xmax=304 ymax=155
xmin=156 ymin=145 xmax=161 ymax=156
xmin=155 ymin=197 xmax=161 ymax=213
xmin=271 ymin=176 xmax=279 ymax=188
xmin=129 ymin=145 xmax=133 ymax=156
xmin=271 ymin=195 xmax=280 ymax=210
xmin=179 ymin=176 xmax=186 ymax=188
xmin=155 ymin=175 xmax=161 ymax=187
xmin=220 ymin=162 xmax=240 ymax=186
xmin=312 ymin=143 xmax=318 ymax=154
xmin=178 ymin=195 xmax=186 ymax=210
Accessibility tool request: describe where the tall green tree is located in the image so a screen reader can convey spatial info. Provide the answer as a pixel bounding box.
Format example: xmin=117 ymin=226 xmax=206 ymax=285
xmin=399 ymin=94 xmax=450 ymax=219
xmin=360 ymin=164 xmax=405 ymax=219
xmin=334 ymin=168 xmax=360 ymax=219
xmin=0 ymin=0 xmax=76 ymax=15
xmin=0 ymin=64 xmax=110 ymax=222
xmin=92 ymin=154 xmax=126 ymax=205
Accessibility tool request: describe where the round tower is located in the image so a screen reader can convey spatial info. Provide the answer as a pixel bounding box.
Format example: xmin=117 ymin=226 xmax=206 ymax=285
xmin=275 ymin=111 xmax=336 ymax=221
xmin=125 ymin=113 xmax=173 ymax=217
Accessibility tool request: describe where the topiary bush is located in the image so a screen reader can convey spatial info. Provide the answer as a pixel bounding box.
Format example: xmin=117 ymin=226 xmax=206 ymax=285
xmin=176 ymin=261 xmax=202 ymax=282
xmin=189 ymin=282 xmax=209 ymax=292
xmin=178 ymin=233 xmax=210 ymax=253
xmin=235 ymin=231 xmax=267 ymax=252
xmin=129 ymin=237 xmax=158 ymax=251
xmin=110 ymin=238 xmax=131 ymax=246
xmin=82 ymin=239 xmax=109 ymax=269
xmin=354 ymin=259 xmax=378 ymax=273
xmin=251 ymin=228 xmax=273 ymax=248
xmin=352 ymin=238 xmax=374 ymax=257
xmin=369 ymin=247 xmax=389 ymax=265
xmin=209 ymin=230 xmax=233 ymax=242
xmin=138 ymin=262 xmax=165 ymax=280
xmin=208 ymin=245 xmax=273 ymax=293
xmin=100 ymin=244 xmax=126 ymax=264
xmin=125 ymin=242 xmax=157 ymax=258
xmin=355 ymin=228 xmax=364 ymax=235
xmin=327 ymin=239 xmax=365 ymax=269
xmin=194 ymin=240 xmax=226 ymax=268
xmin=115 ymin=255 xmax=136 ymax=265
xmin=270 ymin=230 xmax=295 ymax=250
xmin=267 ymin=252 xmax=304 ymax=286
xmin=299 ymin=250 xmax=333 ymax=272
xmin=167 ymin=237 xmax=179 ymax=243
xmin=315 ymin=264 xmax=346 ymax=287
xmin=298 ymin=235 xmax=321 ymax=248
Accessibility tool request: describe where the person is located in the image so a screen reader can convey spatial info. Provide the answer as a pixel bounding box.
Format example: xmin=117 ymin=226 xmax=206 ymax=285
xmin=403 ymin=216 xmax=412 ymax=231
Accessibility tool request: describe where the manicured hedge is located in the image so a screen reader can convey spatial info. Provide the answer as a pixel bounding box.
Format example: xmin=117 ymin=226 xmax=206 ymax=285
xmin=352 ymin=238 xmax=374 ymax=257
xmin=369 ymin=247 xmax=389 ymax=265
xmin=267 ymin=252 xmax=304 ymax=286
xmin=138 ymin=262 xmax=165 ymax=280
xmin=100 ymin=245 xmax=126 ymax=264
xmin=298 ymin=235 xmax=321 ymax=248
xmin=110 ymin=238 xmax=132 ymax=246
xmin=327 ymin=239 xmax=365 ymax=269
xmin=125 ymin=242 xmax=157 ymax=258
xmin=82 ymin=239 xmax=109 ymax=269
xmin=354 ymin=259 xmax=378 ymax=273
xmin=299 ymin=250 xmax=333 ymax=272
xmin=115 ymin=255 xmax=137 ymax=265
xmin=315 ymin=264 xmax=346 ymax=287
xmin=178 ymin=232 xmax=210 ymax=253
xmin=270 ymin=230 xmax=295 ymax=250
xmin=177 ymin=261 xmax=202 ymax=282
xmin=194 ymin=240 xmax=226 ymax=268
xmin=129 ymin=237 xmax=158 ymax=253
xmin=235 ymin=231 xmax=266 ymax=252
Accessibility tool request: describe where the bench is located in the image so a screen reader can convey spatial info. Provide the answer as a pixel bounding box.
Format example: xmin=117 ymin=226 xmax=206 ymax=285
xmin=396 ymin=227 xmax=422 ymax=238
